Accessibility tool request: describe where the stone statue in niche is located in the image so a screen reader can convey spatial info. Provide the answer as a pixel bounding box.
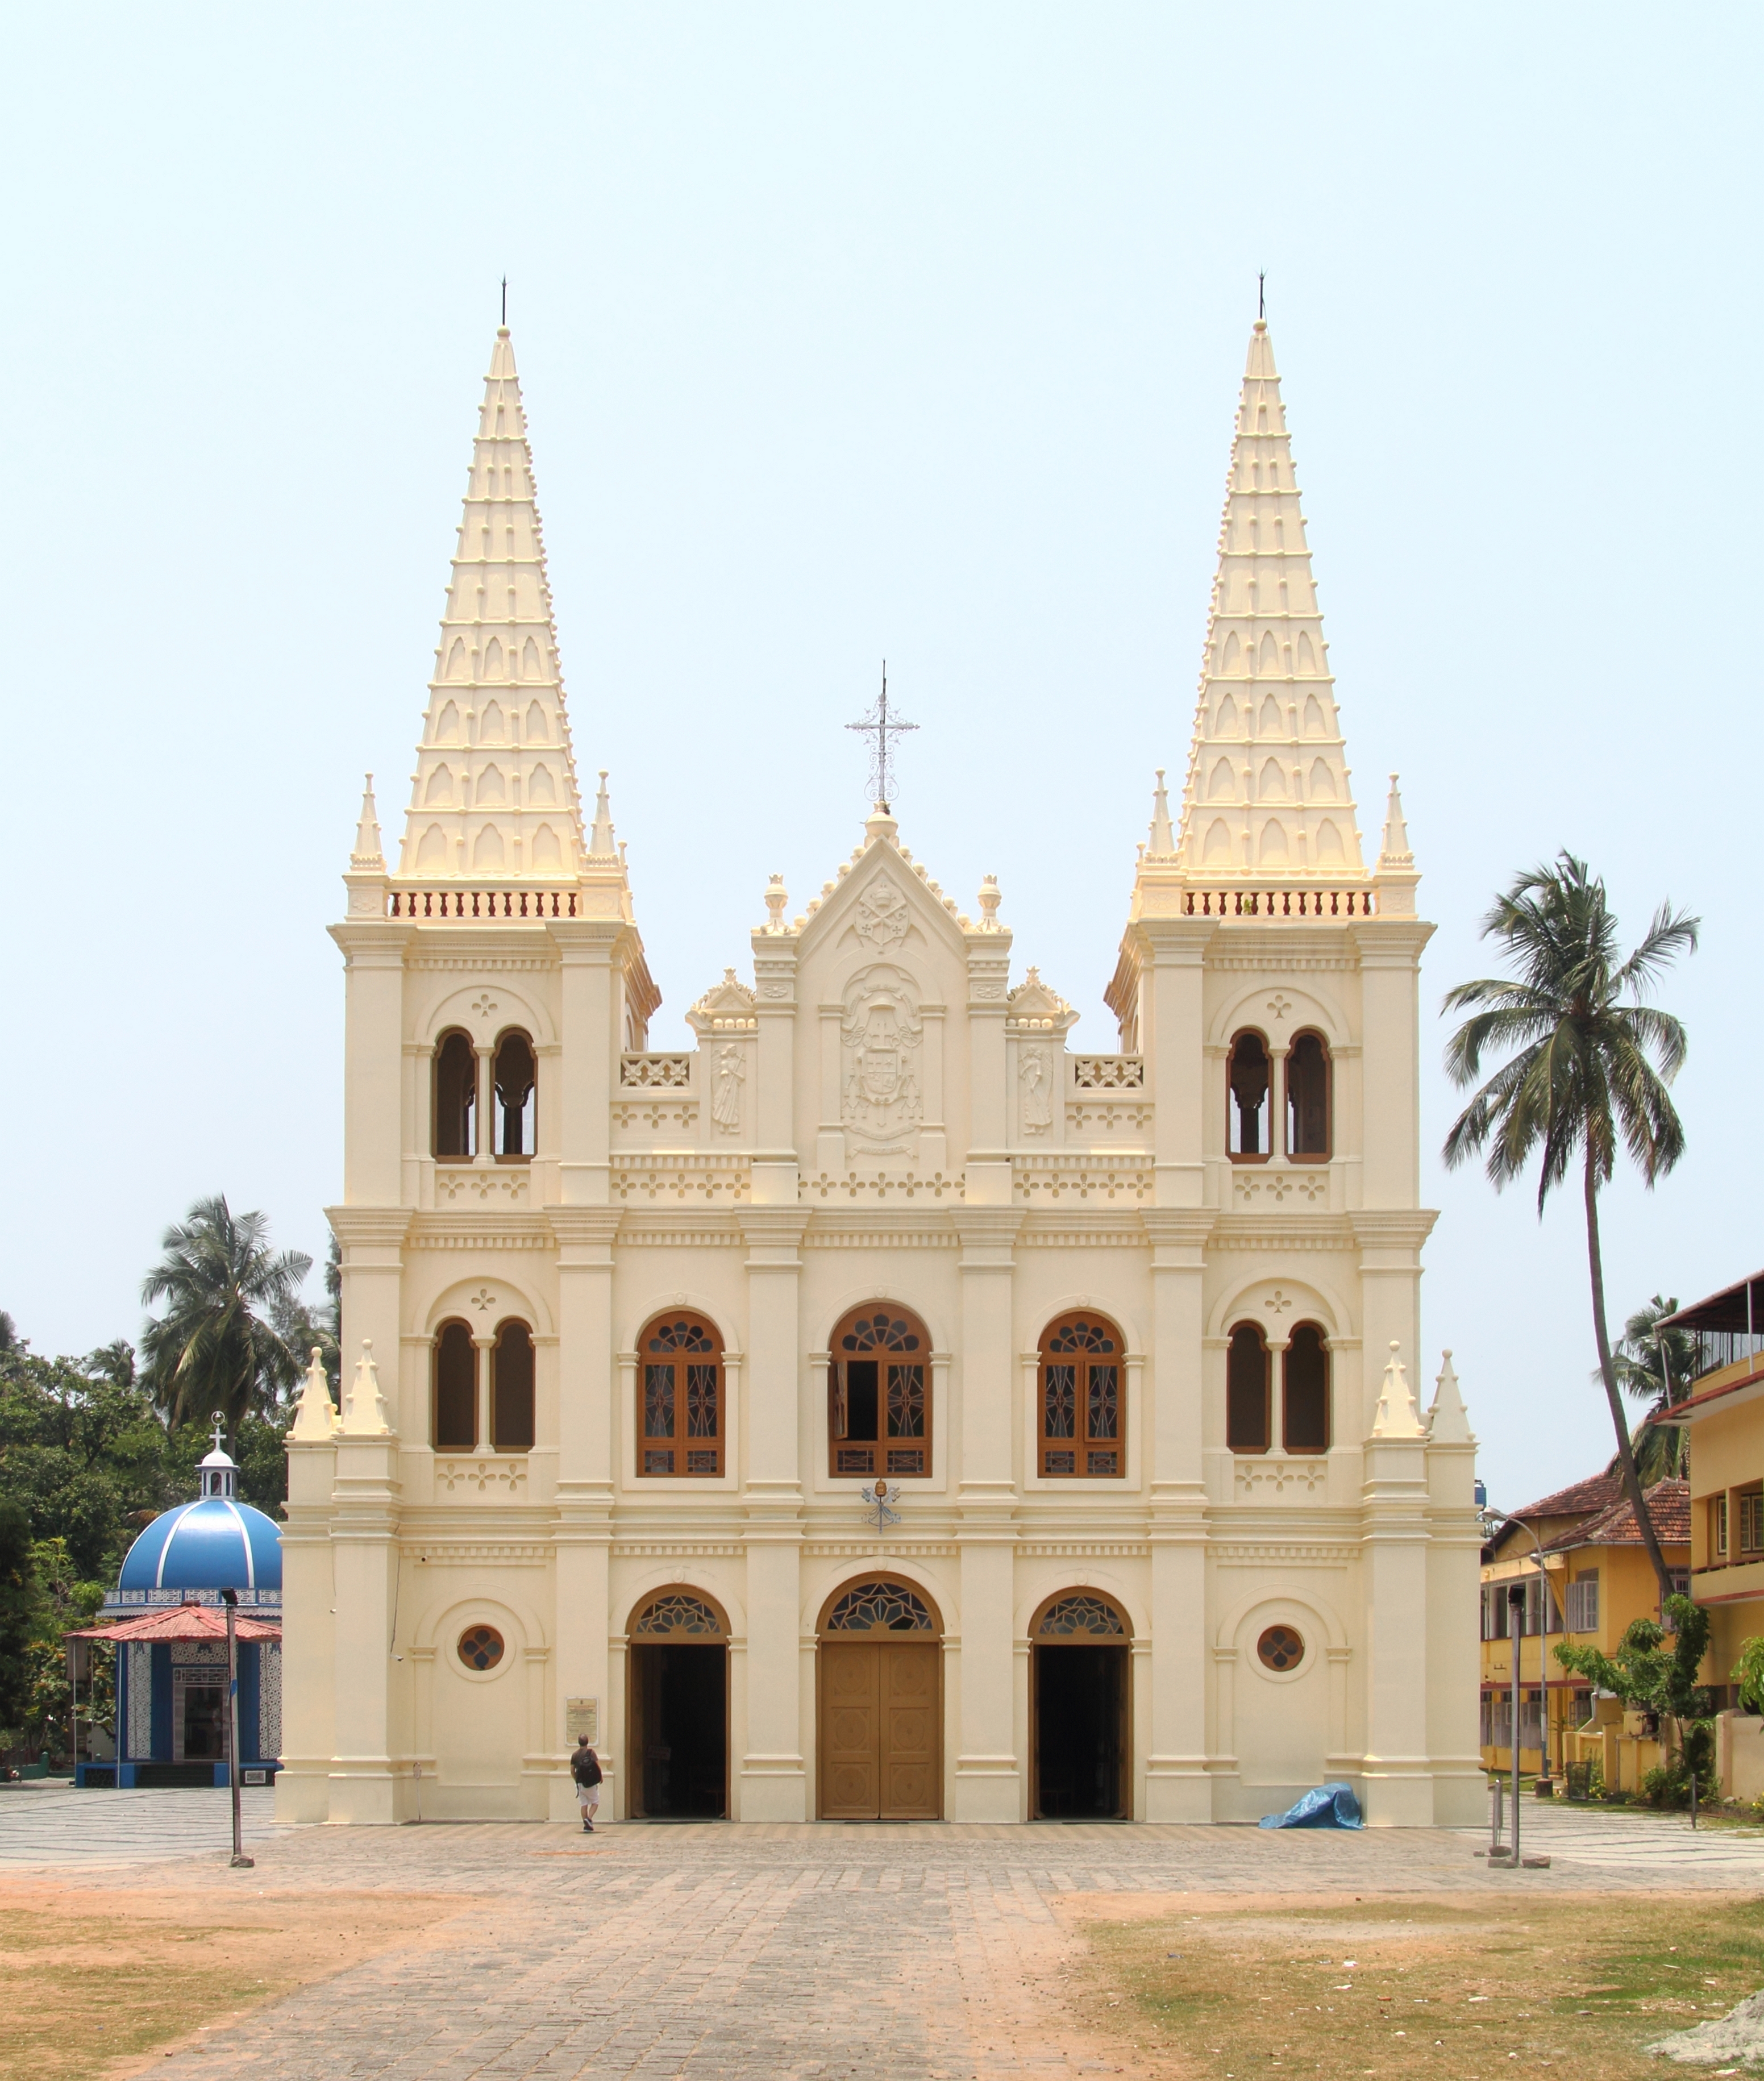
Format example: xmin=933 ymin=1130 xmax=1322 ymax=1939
xmin=841 ymin=965 xmax=923 ymax=1151
xmin=1019 ymin=1047 xmax=1053 ymax=1134
xmin=711 ymin=1046 xmax=744 ymax=1134
xmin=854 ymin=873 xmax=910 ymax=951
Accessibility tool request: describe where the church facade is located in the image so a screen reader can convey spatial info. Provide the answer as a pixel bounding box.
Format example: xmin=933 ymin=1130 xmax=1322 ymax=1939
xmin=278 ymin=319 xmax=1481 ymax=1828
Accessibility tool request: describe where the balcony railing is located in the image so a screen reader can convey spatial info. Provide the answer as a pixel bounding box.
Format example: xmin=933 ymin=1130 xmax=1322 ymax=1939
xmin=388 ymin=888 xmax=583 ymax=919
xmin=1183 ymin=887 xmax=1377 ymax=918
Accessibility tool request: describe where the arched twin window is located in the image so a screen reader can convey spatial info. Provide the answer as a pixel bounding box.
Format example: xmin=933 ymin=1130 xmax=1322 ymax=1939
xmin=638 ymin=1316 xmax=725 ymax=1477
xmin=828 ymin=1308 xmax=930 ymax=1478
xmin=431 ymin=1315 xmax=535 ymax=1453
xmin=1227 ymin=1027 xmax=1331 ymax=1163
xmin=431 ymin=1027 xmax=536 ymax=1160
xmin=1225 ymin=1320 xmax=1331 ymax=1454
xmin=1038 ymin=1313 xmax=1125 ymax=1478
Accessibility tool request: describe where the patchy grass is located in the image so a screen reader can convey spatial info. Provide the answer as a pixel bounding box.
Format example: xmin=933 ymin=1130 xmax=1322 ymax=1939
xmin=1066 ymin=1891 xmax=1764 ymax=2078
xmin=0 ymin=1886 xmax=468 ymax=2081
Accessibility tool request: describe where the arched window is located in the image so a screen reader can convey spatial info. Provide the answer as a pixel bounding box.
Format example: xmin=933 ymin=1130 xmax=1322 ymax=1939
xmin=1228 ymin=1030 xmax=1271 ymax=1161
xmin=829 ymin=1308 xmax=930 ymax=1479
xmin=1038 ymin=1313 xmax=1125 ymax=1478
xmin=1226 ymin=1322 xmax=1270 ymax=1452
xmin=434 ymin=1030 xmax=476 ymax=1159
xmin=433 ymin=1319 xmax=476 ymax=1451
xmin=638 ymin=1315 xmax=725 ymax=1477
xmin=493 ymin=1029 xmax=536 ymax=1160
xmin=1283 ymin=1322 xmax=1330 ymax=1453
xmin=1285 ymin=1030 xmax=1331 ymax=1160
xmin=491 ymin=1318 xmax=534 ymax=1452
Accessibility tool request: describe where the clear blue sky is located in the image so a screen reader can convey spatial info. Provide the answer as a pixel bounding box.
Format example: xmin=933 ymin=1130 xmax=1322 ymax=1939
xmin=3 ymin=5 xmax=1756 ymax=1510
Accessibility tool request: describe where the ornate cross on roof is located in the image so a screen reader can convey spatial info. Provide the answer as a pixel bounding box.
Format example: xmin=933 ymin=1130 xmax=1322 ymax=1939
xmin=846 ymin=661 xmax=918 ymax=810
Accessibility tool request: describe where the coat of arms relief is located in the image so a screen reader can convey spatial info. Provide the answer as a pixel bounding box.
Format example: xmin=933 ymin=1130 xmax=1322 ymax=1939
xmin=841 ymin=964 xmax=923 ymax=1155
xmin=853 ymin=873 xmax=910 ymax=952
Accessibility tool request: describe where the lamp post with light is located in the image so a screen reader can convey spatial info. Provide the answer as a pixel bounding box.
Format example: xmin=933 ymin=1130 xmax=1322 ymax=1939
xmin=1479 ymin=1504 xmax=1554 ymax=1865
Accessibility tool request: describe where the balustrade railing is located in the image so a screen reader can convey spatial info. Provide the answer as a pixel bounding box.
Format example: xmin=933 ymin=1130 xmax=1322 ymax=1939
xmin=620 ymin=1054 xmax=692 ymax=1088
xmin=1183 ymin=887 xmax=1377 ymax=918
xmin=1071 ymin=1056 xmax=1145 ymax=1090
xmin=388 ymin=888 xmax=583 ymax=919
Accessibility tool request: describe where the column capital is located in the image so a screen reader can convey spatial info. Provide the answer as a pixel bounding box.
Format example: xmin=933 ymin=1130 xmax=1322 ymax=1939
xmin=326 ymin=1206 xmax=412 ymax=1251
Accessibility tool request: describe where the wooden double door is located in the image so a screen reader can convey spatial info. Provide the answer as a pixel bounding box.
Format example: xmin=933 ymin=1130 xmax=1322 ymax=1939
xmin=818 ymin=1641 xmax=941 ymax=1818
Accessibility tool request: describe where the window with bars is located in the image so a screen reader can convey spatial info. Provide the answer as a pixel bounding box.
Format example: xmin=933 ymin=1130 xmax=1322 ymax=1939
xmin=1038 ymin=1314 xmax=1125 ymax=1477
xmin=1715 ymin=1494 xmax=1730 ymax=1558
xmin=637 ymin=1316 xmax=724 ymax=1477
xmin=1741 ymin=1490 xmax=1764 ymax=1554
xmin=827 ymin=1308 xmax=930 ymax=1478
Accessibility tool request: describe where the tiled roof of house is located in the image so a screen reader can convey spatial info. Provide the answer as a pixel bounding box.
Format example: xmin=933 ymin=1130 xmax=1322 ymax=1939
xmin=1509 ymin=1471 xmax=1624 ymax=1521
xmin=1542 ymin=1479 xmax=1690 ymax=1553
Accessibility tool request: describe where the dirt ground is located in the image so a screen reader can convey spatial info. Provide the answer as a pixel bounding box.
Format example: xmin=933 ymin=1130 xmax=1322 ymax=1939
xmin=0 ymin=1882 xmax=475 ymax=2081
xmin=1058 ymin=1889 xmax=1764 ymax=2079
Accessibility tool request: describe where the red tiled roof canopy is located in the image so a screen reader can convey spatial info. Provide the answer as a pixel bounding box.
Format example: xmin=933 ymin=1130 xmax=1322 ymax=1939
xmin=66 ymin=1604 xmax=281 ymax=1646
xmin=1542 ymin=1479 xmax=1690 ymax=1553
xmin=1508 ymin=1471 xmax=1624 ymax=1521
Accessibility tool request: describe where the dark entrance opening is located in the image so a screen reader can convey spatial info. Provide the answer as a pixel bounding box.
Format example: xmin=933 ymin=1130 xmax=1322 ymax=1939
xmin=630 ymin=1643 xmax=727 ymax=1818
xmin=1034 ymin=1643 xmax=1128 ymax=1819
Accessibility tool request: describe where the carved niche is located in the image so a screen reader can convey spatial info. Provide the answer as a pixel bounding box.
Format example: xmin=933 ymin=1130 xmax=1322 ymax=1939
xmin=841 ymin=964 xmax=923 ymax=1154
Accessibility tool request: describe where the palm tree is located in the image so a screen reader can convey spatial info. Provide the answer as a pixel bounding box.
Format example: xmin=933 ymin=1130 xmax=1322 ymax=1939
xmin=1607 ymin=1294 xmax=1696 ymax=1484
xmin=139 ymin=1197 xmax=313 ymax=1441
xmin=1442 ymin=852 xmax=1699 ymax=1608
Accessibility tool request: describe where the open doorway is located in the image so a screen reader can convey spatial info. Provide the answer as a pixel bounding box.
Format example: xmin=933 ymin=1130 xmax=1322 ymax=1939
xmin=1031 ymin=1593 xmax=1129 ymax=1821
xmin=627 ymin=1592 xmax=729 ymax=1819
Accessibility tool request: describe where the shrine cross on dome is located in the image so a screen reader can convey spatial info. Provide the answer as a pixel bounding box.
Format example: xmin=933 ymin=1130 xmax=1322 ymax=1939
xmin=846 ymin=661 xmax=918 ymax=810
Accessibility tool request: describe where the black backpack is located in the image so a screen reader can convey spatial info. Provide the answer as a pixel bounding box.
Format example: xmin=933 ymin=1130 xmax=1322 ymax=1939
xmin=572 ymin=1746 xmax=602 ymax=1787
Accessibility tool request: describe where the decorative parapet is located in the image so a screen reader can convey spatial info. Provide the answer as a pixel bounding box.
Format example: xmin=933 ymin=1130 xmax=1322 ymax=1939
xmin=612 ymin=1096 xmax=698 ymax=1133
xmin=435 ymin=1166 xmax=529 ymax=1204
xmin=1013 ymin=1159 xmax=1152 ymax=1205
xmin=1072 ymin=1055 xmax=1144 ymax=1089
xmin=1234 ymin=1458 xmax=1328 ymax=1498
xmin=613 ymin=1159 xmax=750 ymax=1204
xmin=686 ymin=969 xmax=759 ymax=1036
xmin=1232 ymin=1169 xmax=1328 ymax=1208
xmin=801 ymin=1169 xmax=966 ymax=1202
xmin=435 ymin=1456 xmax=527 ymax=1496
xmin=1178 ymin=886 xmax=1377 ymax=919
xmin=621 ymin=1054 xmax=692 ymax=1088
xmin=388 ymin=886 xmax=587 ymax=920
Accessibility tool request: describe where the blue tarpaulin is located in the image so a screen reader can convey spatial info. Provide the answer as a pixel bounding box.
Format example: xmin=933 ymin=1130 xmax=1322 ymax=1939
xmin=1258 ymin=1782 xmax=1363 ymax=1830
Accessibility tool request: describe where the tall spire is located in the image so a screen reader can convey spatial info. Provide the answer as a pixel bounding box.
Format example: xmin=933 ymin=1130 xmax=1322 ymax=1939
xmin=1174 ymin=322 xmax=1364 ymax=881
xmin=397 ymin=328 xmax=589 ymax=882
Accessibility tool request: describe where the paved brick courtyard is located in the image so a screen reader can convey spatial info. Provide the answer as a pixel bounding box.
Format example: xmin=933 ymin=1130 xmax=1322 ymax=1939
xmin=7 ymin=1797 xmax=1764 ymax=2079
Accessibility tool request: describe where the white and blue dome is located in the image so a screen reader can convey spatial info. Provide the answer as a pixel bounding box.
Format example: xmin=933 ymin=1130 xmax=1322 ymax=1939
xmin=104 ymin=1437 xmax=282 ymax=1616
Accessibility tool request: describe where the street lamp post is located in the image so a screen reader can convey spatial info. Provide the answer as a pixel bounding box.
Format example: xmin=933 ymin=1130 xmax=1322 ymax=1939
xmin=1481 ymin=1506 xmax=1555 ymax=1866
xmin=219 ymin=1588 xmax=253 ymax=1871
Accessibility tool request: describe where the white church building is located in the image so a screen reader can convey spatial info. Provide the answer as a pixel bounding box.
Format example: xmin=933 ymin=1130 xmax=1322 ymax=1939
xmin=278 ymin=318 xmax=1481 ymax=1828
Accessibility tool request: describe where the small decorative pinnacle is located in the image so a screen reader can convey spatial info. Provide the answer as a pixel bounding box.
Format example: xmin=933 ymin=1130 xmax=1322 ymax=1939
xmin=351 ymin=775 xmax=386 ymax=873
xmin=588 ymin=771 xmax=618 ymax=859
xmin=1371 ymin=1341 xmax=1426 ymax=1441
xmin=1147 ymin=769 xmax=1175 ymax=856
xmin=291 ymin=1346 xmax=339 ymax=1441
xmin=977 ymin=875 xmax=1001 ymax=930
xmin=342 ymin=1339 xmax=390 ymax=1437
xmin=1428 ymin=1350 xmax=1473 ymax=1445
xmin=1377 ymin=773 xmax=1413 ymax=868
xmin=763 ymin=875 xmax=788 ymax=932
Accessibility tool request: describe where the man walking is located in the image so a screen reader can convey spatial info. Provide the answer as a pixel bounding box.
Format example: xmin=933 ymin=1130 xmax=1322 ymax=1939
xmin=571 ymin=1735 xmax=602 ymax=1832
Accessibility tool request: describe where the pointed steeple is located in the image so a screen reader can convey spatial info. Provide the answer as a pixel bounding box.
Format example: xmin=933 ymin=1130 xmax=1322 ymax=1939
xmin=342 ymin=1339 xmax=391 ymax=1436
xmin=1174 ymin=322 xmax=1364 ymax=882
xmin=1371 ymin=1341 xmax=1426 ymax=1440
xmin=397 ymin=328 xmax=589 ymax=883
xmin=588 ymin=770 xmax=617 ymax=860
xmin=1426 ymin=1350 xmax=1474 ymax=1445
xmin=350 ymin=775 xmax=385 ymax=872
xmin=290 ymin=1346 xmax=339 ymax=1442
xmin=1146 ymin=769 xmax=1176 ymax=857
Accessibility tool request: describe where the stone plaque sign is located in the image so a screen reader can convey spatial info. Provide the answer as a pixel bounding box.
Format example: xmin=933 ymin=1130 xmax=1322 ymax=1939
xmin=565 ymin=1696 xmax=598 ymax=1744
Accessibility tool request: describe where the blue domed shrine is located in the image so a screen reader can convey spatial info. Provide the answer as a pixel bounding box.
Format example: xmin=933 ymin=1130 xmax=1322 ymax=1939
xmin=78 ymin=1431 xmax=283 ymax=1789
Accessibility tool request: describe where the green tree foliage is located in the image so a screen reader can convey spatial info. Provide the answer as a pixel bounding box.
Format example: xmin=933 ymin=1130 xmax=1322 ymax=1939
xmin=0 ymin=1503 xmax=36 ymax=1732
xmin=1606 ymin=1293 xmax=1697 ymax=1483
xmin=1442 ymin=854 xmax=1699 ymax=1605
xmin=1730 ymin=1636 xmax=1764 ymax=1714
xmin=1554 ymin=1595 xmax=1712 ymax=1724
xmin=139 ymin=1196 xmax=319 ymax=1442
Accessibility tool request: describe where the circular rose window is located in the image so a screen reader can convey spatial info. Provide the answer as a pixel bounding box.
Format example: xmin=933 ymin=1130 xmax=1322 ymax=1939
xmin=1257 ymin=1624 xmax=1304 ymax=1672
xmin=458 ymin=1624 xmax=505 ymax=1671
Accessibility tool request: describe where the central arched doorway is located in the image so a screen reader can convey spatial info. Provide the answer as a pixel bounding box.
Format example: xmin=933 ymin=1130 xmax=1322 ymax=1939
xmin=817 ymin=1578 xmax=942 ymax=1820
xmin=1032 ymin=1593 xmax=1130 ymax=1820
xmin=627 ymin=1590 xmax=729 ymax=1819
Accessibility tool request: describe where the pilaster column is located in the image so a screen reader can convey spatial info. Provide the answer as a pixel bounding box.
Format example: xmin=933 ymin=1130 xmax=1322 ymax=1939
xmin=750 ymin=931 xmax=800 ymax=1205
xmin=327 ymin=1422 xmax=402 ymax=1825
xmin=1142 ymin=1206 xmax=1215 ymax=1820
xmin=547 ymin=919 xmax=622 ymax=1207
xmin=954 ymin=1207 xmax=1021 ymax=1820
xmin=329 ymin=921 xmax=413 ymax=1208
xmin=548 ymin=1208 xmax=620 ymax=1820
xmin=275 ymin=1435 xmax=338 ymax=1824
xmin=738 ymin=1206 xmax=809 ymax=1818
xmin=1361 ymin=1424 xmax=1433 ymax=1825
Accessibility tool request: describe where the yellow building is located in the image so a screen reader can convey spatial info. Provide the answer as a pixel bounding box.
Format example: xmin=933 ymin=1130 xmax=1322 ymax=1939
xmin=1480 ymin=1474 xmax=1689 ymax=1789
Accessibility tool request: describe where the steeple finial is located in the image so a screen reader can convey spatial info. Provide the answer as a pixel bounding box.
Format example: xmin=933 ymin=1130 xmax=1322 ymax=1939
xmin=1377 ymin=773 xmax=1413 ymax=868
xmin=1427 ymin=1350 xmax=1474 ymax=1445
xmin=290 ymin=1346 xmax=340 ymax=1442
xmin=342 ymin=1339 xmax=391 ymax=1437
xmin=588 ymin=771 xmax=617 ymax=859
xmin=350 ymin=775 xmax=385 ymax=872
xmin=1147 ymin=769 xmax=1175 ymax=856
xmin=1258 ymin=270 xmax=1266 ymax=323
xmin=1169 ymin=323 xmax=1365 ymax=883
xmin=1371 ymin=1341 xmax=1426 ymax=1440
xmin=396 ymin=326 xmax=589 ymax=883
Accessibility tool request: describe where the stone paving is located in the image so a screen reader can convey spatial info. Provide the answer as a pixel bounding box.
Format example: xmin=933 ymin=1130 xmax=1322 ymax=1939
xmin=13 ymin=1803 xmax=1764 ymax=2078
xmin=0 ymin=1783 xmax=285 ymax=1866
